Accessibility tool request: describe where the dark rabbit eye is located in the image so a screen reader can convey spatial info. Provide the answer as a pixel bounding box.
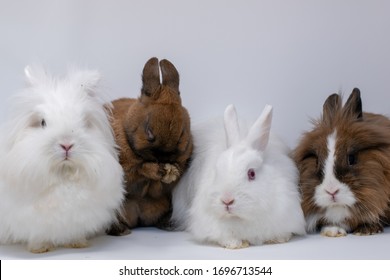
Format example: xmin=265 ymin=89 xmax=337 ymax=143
xmin=41 ymin=119 xmax=46 ymax=128
xmin=348 ymin=153 xmax=357 ymax=166
xmin=247 ymin=168 xmax=256 ymax=181
xmin=303 ymin=151 xmax=317 ymax=162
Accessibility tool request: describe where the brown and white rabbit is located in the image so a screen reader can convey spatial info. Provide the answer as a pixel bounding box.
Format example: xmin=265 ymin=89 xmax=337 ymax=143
xmin=293 ymin=88 xmax=390 ymax=237
xmin=107 ymin=57 xmax=193 ymax=235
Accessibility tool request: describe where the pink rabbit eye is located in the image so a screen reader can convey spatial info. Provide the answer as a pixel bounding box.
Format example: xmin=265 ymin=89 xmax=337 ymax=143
xmin=247 ymin=168 xmax=256 ymax=181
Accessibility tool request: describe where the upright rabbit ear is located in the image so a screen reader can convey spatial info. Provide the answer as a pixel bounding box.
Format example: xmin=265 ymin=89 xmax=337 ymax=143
xmin=69 ymin=68 xmax=101 ymax=95
xmin=160 ymin=59 xmax=180 ymax=92
xmin=24 ymin=64 xmax=47 ymax=86
xmin=246 ymin=105 xmax=273 ymax=152
xmin=224 ymin=104 xmax=240 ymax=148
xmin=342 ymin=88 xmax=363 ymax=121
xmin=322 ymin=93 xmax=342 ymax=127
xmin=141 ymin=57 xmax=161 ymax=97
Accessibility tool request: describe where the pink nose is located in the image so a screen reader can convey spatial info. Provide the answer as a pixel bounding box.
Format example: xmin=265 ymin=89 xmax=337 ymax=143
xmin=60 ymin=144 xmax=73 ymax=152
xmin=326 ymin=189 xmax=339 ymax=196
xmin=222 ymin=198 xmax=235 ymax=206
xmin=326 ymin=189 xmax=339 ymax=202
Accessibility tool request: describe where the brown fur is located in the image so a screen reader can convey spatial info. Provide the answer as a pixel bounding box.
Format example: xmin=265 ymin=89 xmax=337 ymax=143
xmin=107 ymin=58 xmax=193 ymax=235
xmin=293 ymin=88 xmax=390 ymax=235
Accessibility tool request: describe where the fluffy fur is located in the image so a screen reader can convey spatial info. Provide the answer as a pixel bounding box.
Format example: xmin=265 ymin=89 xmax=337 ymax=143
xmin=107 ymin=57 xmax=193 ymax=235
xmin=293 ymin=88 xmax=390 ymax=237
xmin=171 ymin=104 xmax=305 ymax=249
xmin=0 ymin=65 xmax=125 ymax=253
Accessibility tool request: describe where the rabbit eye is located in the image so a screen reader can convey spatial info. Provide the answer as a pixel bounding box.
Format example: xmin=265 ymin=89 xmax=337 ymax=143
xmin=348 ymin=153 xmax=357 ymax=166
xmin=84 ymin=115 xmax=95 ymax=129
xmin=302 ymin=151 xmax=317 ymax=162
xmin=146 ymin=127 xmax=155 ymax=143
xmin=247 ymin=168 xmax=256 ymax=181
xmin=41 ymin=119 xmax=46 ymax=128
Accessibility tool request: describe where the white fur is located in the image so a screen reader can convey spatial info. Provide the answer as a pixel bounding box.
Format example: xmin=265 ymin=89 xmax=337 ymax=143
xmin=172 ymin=104 xmax=306 ymax=248
xmin=0 ymin=65 xmax=125 ymax=252
xmin=310 ymin=132 xmax=356 ymax=232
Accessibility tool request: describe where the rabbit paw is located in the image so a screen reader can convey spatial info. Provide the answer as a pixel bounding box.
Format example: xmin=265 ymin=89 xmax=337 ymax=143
xmin=28 ymin=242 xmax=54 ymax=254
xmin=63 ymin=238 xmax=89 ymax=249
xmin=353 ymin=223 xmax=383 ymax=236
xmin=321 ymin=226 xmax=347 ymax=237
xmin=106 ymin=221 xmax=132 ymax=236
xmin=264 ymin=234 xmax=292 ymax=244
xmin=161 ymin=163 xmax=180 ymax=184
xmin=221 ymin=239 xmax=250 ymax=249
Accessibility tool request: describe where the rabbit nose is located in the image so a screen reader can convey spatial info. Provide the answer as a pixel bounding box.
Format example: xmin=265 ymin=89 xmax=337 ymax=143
xmin=60 ymin=144 xmax=73 ymax=152
xmin=222 ymin=198 xmax=235 ymax=206
xmin=326 ymin=189 xmax=339 ymax=201
xmin=326 ymin=189 xmax=339 ymax=196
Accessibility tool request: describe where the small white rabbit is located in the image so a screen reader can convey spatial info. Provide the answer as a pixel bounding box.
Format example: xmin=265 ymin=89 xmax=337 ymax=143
xmin=172 ymin=104 xmax=305 ymax=249
xmin=0 ymin=65 xmax=125 ymax=253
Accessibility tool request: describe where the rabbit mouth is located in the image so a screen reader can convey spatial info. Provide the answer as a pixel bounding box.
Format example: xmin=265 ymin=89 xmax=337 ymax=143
xmin=224 ymin=205 xmax=233 ymax=213
xmin=57 ymin=157 xmax=76 ymax=169
xmin=56 ymin=153 xmax=76 ymax=168
xmin=50 ymin=162 xmax=81 ymax=181
xmin=221 ymin=211 xmax=241 ymax=221
xmin=60 ymin=152 xmax=72 ymax=162
xmin=221 ymin=205 xmax=239 ymax=218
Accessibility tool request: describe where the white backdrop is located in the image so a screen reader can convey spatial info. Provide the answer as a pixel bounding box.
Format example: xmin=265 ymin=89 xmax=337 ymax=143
xmin=1 ymin=0 xmax=389 ymax=148
xmin=1 ymin=0 xmax=390 ymax=260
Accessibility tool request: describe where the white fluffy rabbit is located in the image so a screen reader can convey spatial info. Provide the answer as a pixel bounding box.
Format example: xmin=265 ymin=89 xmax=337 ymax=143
xmin=172 ymin=104 xmax=305 ymax=249
xmin=0 ymin=65 xmax=125 ymax=253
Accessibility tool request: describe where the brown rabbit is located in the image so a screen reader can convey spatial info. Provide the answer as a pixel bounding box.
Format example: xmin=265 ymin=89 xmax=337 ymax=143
xmin=107 ymin=57 xmax=193 ymax=235
xmin=293 ymin=88 xmax=390 ymax=237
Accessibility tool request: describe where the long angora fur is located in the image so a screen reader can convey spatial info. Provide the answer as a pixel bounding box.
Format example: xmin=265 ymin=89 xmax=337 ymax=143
xmin=0 ymin=65 xmax=125 ymax=253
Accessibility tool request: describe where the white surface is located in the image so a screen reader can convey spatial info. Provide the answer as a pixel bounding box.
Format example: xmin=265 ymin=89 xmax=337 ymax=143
xmin=1 ymin=227 xmax=389 ymax=260
xmin=1 ymin=0 xmax=390 ymax=260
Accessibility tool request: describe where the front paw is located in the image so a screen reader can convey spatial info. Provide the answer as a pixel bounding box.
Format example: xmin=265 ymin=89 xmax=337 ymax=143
xmin=106 ymin=223 xmax=132 ymax=236
xmin=161 ymin=163 xmax=180 ymax=184
xmin=353 ymin=223 xmax=383 ymax=236
xmin=63 ymin=238 xmax=89 ymax=249
xmin=28 ymin=242 xmax=54 ymax=254
xmin=221 ymin=239 xmax=250 ymax=249
xmin=320 ymin=226 xmax=347 ymax=237
xmin=264 ymin=234 xmax=292 ymax=244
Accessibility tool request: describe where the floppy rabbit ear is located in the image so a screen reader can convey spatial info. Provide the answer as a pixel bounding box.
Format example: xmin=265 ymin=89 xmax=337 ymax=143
xmin=141 ymin=57 xmax=161 ymax=97
xmin=224 ymin=104 xmax=241 ymax=148
xmin=342 ymin=88 xmax=363 ymax=121
xmin=160 ymin=59 xmax=180 ymax=92
xmin=246 ymin=105 xmax=273 ymax=151
xmin=24 ymin=64 xmax=48 ymax=86
xmin=322 ymin=93 xmax=342 ymax=127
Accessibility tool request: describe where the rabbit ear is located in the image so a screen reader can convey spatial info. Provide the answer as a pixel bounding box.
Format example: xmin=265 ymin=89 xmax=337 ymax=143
xmin=70 ymin=69 xmax=101 ymax=95
xmin=342 ymin=88 xmax=363 ymax=121
xmin=322 ymin=93 xmax=342 ymax=127
xmin=246 ymin=105 xmax=273 ymax=151
xmin=160 ymin=59 xmax=180 ymax=92
xmin=141 ymin=57 xmax=161 ymax=97
xmin=224 ymin=104 xmax=240 ymax=148
xmin=24 ymin=64 xmax=48 ymax=86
